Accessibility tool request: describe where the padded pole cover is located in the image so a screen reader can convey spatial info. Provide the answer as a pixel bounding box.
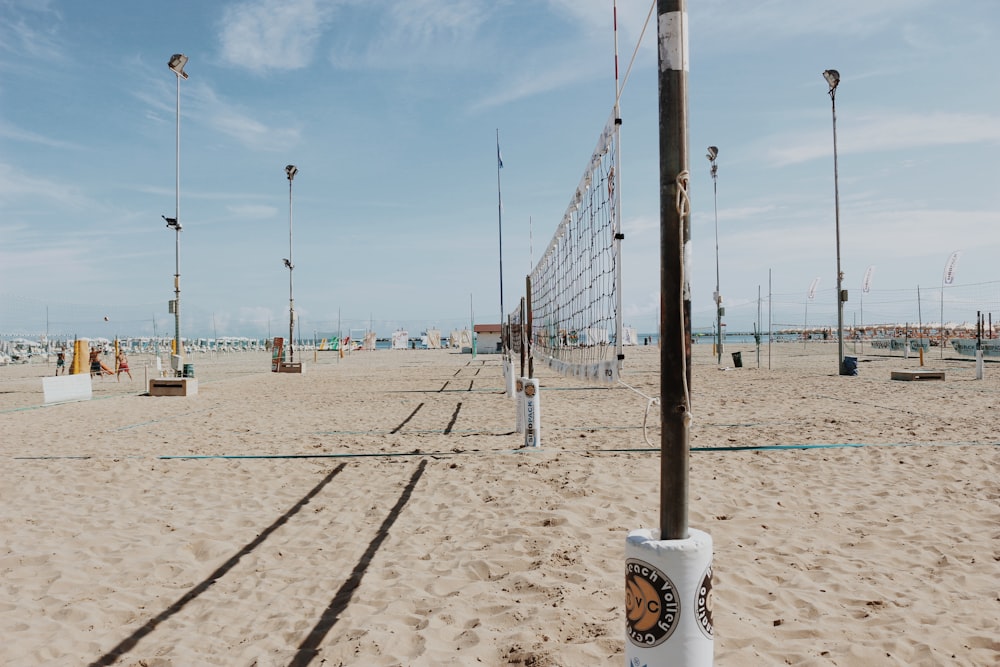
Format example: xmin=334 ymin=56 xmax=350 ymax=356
xmin=625 ymin=527 xmax=713 ymax=665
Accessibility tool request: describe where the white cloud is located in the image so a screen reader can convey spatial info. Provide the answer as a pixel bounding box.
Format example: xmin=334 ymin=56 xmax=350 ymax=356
xmin=693 ymin=0 xmax=936 ymax=43
xmin=768 ymin=111 xmax=1000 ymax=167
xmin=0 ymin=163 xmax=90 ymax=209
xmin=0 ymin=120 xmax=82 ymax=150
xmin=389 ymin=0 xmax=492 ymax=40
xmin=133 ymin=65 xmax=301 ymax=153
xmin=0 ymin=1 xmax=64 ymax=61
xmin=326 ymin=0 xmax=496 ymax=71
xmin=470 ymin=60 xmax=593 ymax=112
xmin=218 ymin=0 xmax=335 ymax=73
xmin=207 ymin=102 xmax=301 ymax=152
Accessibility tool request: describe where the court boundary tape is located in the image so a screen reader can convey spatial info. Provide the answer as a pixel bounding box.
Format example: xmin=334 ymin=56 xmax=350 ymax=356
xmin=9 ymin=440 xmax=998 ymax=461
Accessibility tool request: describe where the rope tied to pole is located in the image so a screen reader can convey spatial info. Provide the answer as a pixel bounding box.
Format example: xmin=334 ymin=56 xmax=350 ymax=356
xmin=618 ymin=379 xmax=662 ymax=447
xmin=674 ymin=169 xmax=691 ymax=217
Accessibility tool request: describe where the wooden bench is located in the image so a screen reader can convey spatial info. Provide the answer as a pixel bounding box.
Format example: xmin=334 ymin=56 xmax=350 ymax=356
xmin=890 ymin=370 xmax=945 ymax=381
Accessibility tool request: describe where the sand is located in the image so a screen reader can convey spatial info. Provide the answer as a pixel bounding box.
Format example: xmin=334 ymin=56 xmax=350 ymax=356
xmin=1 ymin=343 xmax=997 ymax=666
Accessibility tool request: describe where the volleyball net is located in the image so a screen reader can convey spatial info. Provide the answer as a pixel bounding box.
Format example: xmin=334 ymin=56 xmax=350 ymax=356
xmin=525 ymin=110 xmax=623 ymax=383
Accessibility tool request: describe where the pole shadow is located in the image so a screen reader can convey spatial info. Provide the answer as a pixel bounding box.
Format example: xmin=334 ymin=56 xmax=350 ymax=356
xmin=88 ymin=463 xmax=346 ymax=667
xmin=288 ymin=459 xmax=428 ymax=666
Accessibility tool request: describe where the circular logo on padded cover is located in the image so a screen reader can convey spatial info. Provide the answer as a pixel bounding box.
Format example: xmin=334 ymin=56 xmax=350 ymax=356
xmin=626 ymin=558 xmax=679 ymax=647
xmin=695 ymin=562 xmax=714 ymax=639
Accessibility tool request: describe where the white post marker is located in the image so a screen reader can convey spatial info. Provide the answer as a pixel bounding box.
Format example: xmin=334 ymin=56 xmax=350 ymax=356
xmin=504 ymin=356 xmax=516 ymax=398
xmin=626 ymin=528 xmax=713 ymax=665
xmin=976 ymin=348 xmax=984 ymax=380
xmin=521 ymin=377 xmax=540 ymax=447
xmin=515 ymin=377 xmax=526 ymax=434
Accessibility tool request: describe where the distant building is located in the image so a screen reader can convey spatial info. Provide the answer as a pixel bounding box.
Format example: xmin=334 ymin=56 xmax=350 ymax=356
xmin=473 ymin=323 xmax=503 ymax=353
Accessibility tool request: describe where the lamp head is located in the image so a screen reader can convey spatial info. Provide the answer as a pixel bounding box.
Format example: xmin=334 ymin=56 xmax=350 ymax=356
xmin=168 ymin=54 xmax=189 ymax=79
xmin=706 ymin=146 xmax=718 ymax=161
xmin=823 ymin=69 xmax=840 ymax=92
xmin=285 ymin=164 xmax=298 ymax=181
xmin=283 ymin=258 xmax=293 ymax=269
xmin=162 ymin=215 xmax=181 ymax=230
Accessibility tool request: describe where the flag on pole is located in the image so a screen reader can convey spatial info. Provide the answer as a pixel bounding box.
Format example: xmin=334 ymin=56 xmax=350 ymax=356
xmin=943 ymin=250 xmax=961 ymax=285
xmin=862 ymin=265 xmax=875 ymax=294
xmin=497 ymin=142 xmax=503 ymax=169
xmin=808 ymin=277 xmax=821 ymax=300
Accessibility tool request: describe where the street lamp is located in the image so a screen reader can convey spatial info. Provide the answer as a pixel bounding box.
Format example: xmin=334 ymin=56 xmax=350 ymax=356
xmin=285 ymin=164 xmax=298 ymax=363
xmin=166 ymin=53 xmax=188 ymax=372
xmin=823 ymin=69 xmax=848 ymax=375
xmin=707 ymin=146 xmax=722 ymax=364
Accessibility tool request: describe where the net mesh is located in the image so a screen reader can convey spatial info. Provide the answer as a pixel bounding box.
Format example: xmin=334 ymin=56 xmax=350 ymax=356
xmin=527 ymin=111 xmax=622 ymax=383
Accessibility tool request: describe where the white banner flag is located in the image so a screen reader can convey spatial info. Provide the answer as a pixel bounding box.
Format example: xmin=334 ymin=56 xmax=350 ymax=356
xmin=862 ymin=265 xmax=875 ymax=294
xmin=943 ymin=250 xmax=961 ymax=285
xmin=807 ymin=277 xmax=821 ymax=300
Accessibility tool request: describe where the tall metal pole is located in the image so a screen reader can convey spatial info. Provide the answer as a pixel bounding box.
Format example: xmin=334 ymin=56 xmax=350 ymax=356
xmin=768 ymin=268 xmax=772 ymax=369
xmin=658 ymin=0 xmax=690 ymax=540
xmin=824 ymin=69 xmax=847 ymax=375
xmin=612 ymin=1 xmax=624 ymax=372
xmin=286 ymin=165 xmax=298 ymax=363
xmin=174 ymin=69 xmax=181 ymax=360
xmin=940 ymin=277 xmax=945 ymax=359
xmin=496 ymin=130 xmax=505 ymax=333
xmin=168 ymin=54 xmax=188 ymax=362
xmin=708 ymin=146 xmax=721 ymax=364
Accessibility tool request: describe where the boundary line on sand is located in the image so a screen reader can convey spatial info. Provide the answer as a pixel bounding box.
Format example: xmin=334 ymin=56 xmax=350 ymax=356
xmin=11 ymin=441 xmax=998 ymax=461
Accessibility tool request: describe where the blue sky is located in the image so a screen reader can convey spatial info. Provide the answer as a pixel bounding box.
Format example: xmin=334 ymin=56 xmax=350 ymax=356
xmin=2 ymin=0 xmax=999 ymax=340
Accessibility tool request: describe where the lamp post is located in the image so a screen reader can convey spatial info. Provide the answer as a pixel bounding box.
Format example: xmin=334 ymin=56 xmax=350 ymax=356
xmin=165 ymin=53 xmax=188 ymax=370
xmin=823 ymin=69 xmax=848 ymax=375
xmin=284 ymin=164 xmax=298 ymax=363
xmin=707 ymin=146 xmax=722 ymax=364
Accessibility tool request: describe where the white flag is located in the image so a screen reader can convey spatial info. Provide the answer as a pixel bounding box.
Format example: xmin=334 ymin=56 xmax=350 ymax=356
xmin=943 ymin=250 xmax=961 ymax=285
xmin=862 ymin=265 xmax=875 ymax=294
xmin=808 ymin=277 xmax=821 ymax=300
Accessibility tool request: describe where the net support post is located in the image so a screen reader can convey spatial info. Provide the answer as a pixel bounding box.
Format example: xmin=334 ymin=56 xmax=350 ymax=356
xmin=515 ymin=377 xmax=526 ymax=434
xmin=627 ymin=3 xmax=713 ymax=664
xmin=521 ymin=377 xmax=540 ymax=447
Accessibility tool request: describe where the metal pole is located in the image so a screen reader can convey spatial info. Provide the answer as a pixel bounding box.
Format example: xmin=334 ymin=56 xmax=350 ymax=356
xmin=496 ymin=129 xmax=505 ymax=330
xmin=174 ymin=69 xmax=182 ymax=360
xmin=825 ymin=70 xmax=846 ymax=375
xmin=657 ymin=0 xmax=690 ymax=540
xmin=525 ymin=276 xmax=534 ymax=379
xmin=708 ymin=147 xmax=721 ymax=364
xmin=612 ymin=1 xmax=625 ymax=374
xmin=940 ymin=280 xmax=945 ymax=359
xmin=288 ymin=174 xmax=294 ymax=363
xmin=519 ymin=295 xmax=526 ymax=378
xmin=768 ymin=268 xmax=772 ymax=370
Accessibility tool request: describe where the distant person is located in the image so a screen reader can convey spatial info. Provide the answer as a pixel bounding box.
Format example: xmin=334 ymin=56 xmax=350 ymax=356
xmin=116 ymin=350 xmax=132 ymax=382
xmin=56 ymin=349 xmax=66 ymax=375
xmin=89 ymin=348 xmax=101 ymax=377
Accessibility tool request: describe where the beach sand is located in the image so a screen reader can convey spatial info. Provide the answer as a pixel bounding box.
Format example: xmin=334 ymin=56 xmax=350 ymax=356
xmin=1 ymin=343 xmax=997 ymax=665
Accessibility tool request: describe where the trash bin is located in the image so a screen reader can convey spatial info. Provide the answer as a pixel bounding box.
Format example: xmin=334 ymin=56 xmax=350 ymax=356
xmin=842 ymin=356 xmax=858 ymax=376
xmin=183 ymin=363 xmax=195 ymax=378
xmin=731 ymin=351 xmax=743 ymax=368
